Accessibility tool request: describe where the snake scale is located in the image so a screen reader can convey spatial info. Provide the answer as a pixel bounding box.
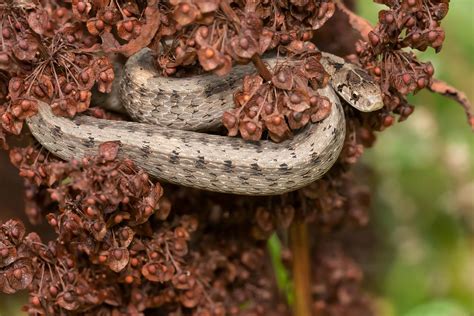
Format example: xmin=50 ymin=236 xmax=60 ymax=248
xmin=26 ymin=48 xmax=383 ymax=195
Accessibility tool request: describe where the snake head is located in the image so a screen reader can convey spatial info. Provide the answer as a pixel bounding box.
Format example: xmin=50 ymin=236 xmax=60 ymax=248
xmin=333 ymin=67 xmax=384 ymax=112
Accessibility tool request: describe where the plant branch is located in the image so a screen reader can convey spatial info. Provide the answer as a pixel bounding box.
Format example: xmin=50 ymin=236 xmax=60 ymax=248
xmin=251 ymin=54 xmax=273 ymax=82
xmin=428 ymin=78 xmax=474 ymax=130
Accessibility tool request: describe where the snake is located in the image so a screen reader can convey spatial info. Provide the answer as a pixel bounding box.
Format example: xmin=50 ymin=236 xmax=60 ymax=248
xmin=26 ymin=48 xmax=383 ymax=196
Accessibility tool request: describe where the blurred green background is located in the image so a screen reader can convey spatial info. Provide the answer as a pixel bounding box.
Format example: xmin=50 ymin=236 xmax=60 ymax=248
xmin=359 ymin=1 xmax=474 ymax=316
xmin=0 ymin=1 xmax=472 ymax=315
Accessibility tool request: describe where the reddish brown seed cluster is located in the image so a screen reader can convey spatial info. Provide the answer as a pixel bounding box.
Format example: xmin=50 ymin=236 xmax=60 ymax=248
xmin=0 ymin=1 xmax=114 ymax=136
xmin=155 ymin=0 xmax=336 ymax=76
xmin=83 ymin=1 xmax=144 ymax=42
xmin=356 ymin=0 xmax=450 ymax=125
xmin=10 ymin=142 xmax=164 ymax=227
xmin=223 ymin=41 xmax=332 ymax=142
xmin=0 ymin=219 xmax=34 ymax=294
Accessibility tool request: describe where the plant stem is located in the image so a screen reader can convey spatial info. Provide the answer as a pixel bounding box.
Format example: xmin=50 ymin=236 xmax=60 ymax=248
xmin=251 ymin=54 xmax=272 ymax=82
xmin=289 ymin=220 xmax=312 ymax=316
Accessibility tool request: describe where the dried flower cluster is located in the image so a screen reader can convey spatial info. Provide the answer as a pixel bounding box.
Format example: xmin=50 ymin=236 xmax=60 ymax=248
xmin=0 ymin=0 xmax=115 ymax=140
xmin=355 ymin=0 xmax=450 ymax=126
xmin=223 ymin=41 xmax=332 ymax=142
xmin=154 ymin=0 xmax=335 ymax=76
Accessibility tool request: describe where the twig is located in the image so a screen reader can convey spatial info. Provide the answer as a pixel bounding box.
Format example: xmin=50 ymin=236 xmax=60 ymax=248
xmin=251 ymin=54 xmax=273 ymax=82
xmin=428 ymin=78 xmax=474 ymax=130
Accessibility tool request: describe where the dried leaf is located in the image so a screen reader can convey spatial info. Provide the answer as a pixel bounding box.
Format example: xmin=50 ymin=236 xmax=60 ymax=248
xmin=101 ymin=5 xmax=161 ymax=57
xmin=4 ymin=258 xmax=33 ymax=292
xmin=107 ymin=248 xmax=130 ymax=272
xmin=99 ymin=141 xmax=121 ymax=161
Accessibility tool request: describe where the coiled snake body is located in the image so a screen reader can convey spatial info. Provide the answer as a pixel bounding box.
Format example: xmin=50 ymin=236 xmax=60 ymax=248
xmin=26 ymin=49 xmax=383 ymax=195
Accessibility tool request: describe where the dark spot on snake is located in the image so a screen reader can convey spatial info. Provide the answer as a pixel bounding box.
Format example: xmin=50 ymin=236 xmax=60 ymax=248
xmin=97 ymin=122 xmax=108 ymax=130
xmin=52 ymin=125 xmax=63 ymax=137
xmin=223 ymin=160 xmax=233 ymax=173
xmin=230 ymin=142 xmax=240 ymax=151
xmin=209 ymin=172 xmax=217 ymax=177
xmin=170 ymin=90 xmax=180 ymax=103
xmin=333 ymin=62 xmax=344 ymax=70
xmin=141 ymin=145 xmax=151 ymax=157
xmin=200 ymin=138 xmax=209 ymax=146
xmin=195 ymin=156 xmax=206 ymax=169
xmin=311 ymin=152 xmax=321 ymax=164
xmin=279 ymin=163 xmax=289 ymax=171
xmin=238 ymin=175 xmax=249 ymax=181
xmin=204 ymin=81 xmax=230 ymax=98
xmin=250 ymin=163 xmax=261 ymax=171
xmin=83 ymin=137 xmax=95 ymax=148
xmin=137 ymin=87 xmax=148 ymax=96
xmin=169 ymin=151 xmax=180 ymax=164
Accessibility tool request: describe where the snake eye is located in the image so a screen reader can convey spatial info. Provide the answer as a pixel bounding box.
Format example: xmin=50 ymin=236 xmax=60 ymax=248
xmin=351 ymin=92 xmax=359 ymax=101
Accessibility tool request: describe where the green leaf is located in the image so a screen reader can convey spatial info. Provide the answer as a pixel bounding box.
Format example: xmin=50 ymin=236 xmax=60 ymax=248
xmin=267 ymin=233 xmax=294 ymax=305
xmin=403 ymin=300 xmax=469 ymax=316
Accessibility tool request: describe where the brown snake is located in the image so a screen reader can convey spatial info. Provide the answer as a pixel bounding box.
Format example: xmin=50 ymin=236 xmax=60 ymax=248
xmin=26 ymin=48 xmax=383 ymax=195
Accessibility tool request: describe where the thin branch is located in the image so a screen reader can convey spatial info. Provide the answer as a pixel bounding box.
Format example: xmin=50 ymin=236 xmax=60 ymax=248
xmin=251 ymin=54 xmax=272 ymax=82
xmin=428 ymin=78 xmax=474 ymax=130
